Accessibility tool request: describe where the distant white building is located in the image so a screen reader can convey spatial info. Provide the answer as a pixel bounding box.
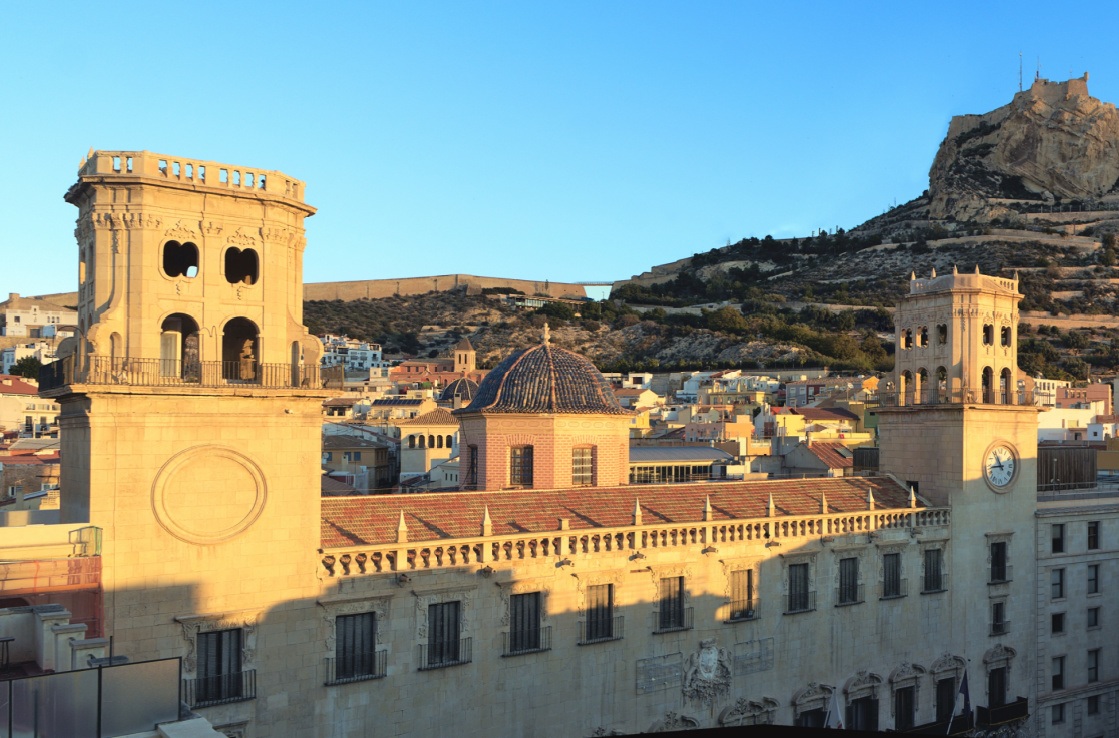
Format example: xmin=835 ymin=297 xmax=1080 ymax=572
xmin=320 ymin=334 xmax=390 ymax=372
xmin=0 ymin=293 xmax=77 ymax=338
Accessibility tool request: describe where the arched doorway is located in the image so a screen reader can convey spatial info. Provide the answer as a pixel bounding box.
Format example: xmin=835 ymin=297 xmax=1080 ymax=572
xmin=982 ymin=367 xmax=994 ymax=404
xmin=1000 ymin=368 xmax=1012 ymax=405
xmin=160 ymin=314 xmax=200 ymax=380
xmin=222 ymin=317 xmax=259 ymax=382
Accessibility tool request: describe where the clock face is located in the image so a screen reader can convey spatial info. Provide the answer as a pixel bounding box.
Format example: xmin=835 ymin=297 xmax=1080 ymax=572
xmin=984 ymin=444 xmax=1017 ymax=489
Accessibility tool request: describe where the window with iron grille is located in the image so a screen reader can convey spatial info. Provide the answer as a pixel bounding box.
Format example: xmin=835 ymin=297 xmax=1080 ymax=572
xmin=509 ymin=446 xmax=533 ymax=487
xmin=657 ymin=576 xmax=686 ymax=631
xmin=572 ymin=447 xmax=593 ymax=486
xmin=427 ymin=601 xmax=461 ymax=667
xmin=507 ymin=592 xmax=543 ymax=654
xmin=923 ymin=549 xmax=944 ymax=592
xmin=197 ymin=629 xmax=243 ymax=704
xmin=729 ymin=569 xmax=755 ymax=620
xmin=1088 ymin=521 xmax=1101 ymax=550
xmin=882 ymin=552 xmax=902 ymax=598
xmin=334 ymin=612 xmax=378 ymax=682
xmin=991 ymin=601 xmax=1007 ymax=635
xmin=990 ymin=541 xmax=1008 ymax=583
xmin=838 ymin=557 xmax=860 ymax=605
xmin=583 ymin=584 xmax=616 ymax=642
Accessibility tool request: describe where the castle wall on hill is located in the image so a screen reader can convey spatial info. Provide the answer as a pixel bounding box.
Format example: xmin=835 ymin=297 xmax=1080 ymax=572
xmin=304 ymin=274 xmax=588 ymax=301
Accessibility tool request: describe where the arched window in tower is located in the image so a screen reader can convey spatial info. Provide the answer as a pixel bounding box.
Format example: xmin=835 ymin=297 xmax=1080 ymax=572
xmin=221 ymin=317 xmax=259 ymax=382
xmin=436 ymin=435 xmax=443 ymax=449
xmin=429 ymin=435 xmax=436 ymax=449
xmin=159 ymin=314 xmax=200 ymax=380
xmin=982 ymin=367 xmax=994 ymax=404
xmin=936 ymin=366 xmax=948 ymax=401
xmin=901 ymin=329 xmax=913 ymax=350
xmin=224 ymin=248 xmax=259 ymax=285
xmin=982 ymin=324 xmax=994 ymax=346
xmin=418 ymin=435 xmax=426 ymax=449
xmin=917 ymin=327 xmax=929 ymax=348
xmin=1000 ymin=326 xmax=1012 ymax=347
xmin=1000 ymin=368 xmax=1012 ymax=405
xmin=937 ymin=324 xmax=948 ymax=344
xmin=916 ymin=368 xmax=929 ymax=404
xmin=899 ymin=371 xmax=912 ymax=405
xmin=163 ymin=241 xmax=199 ymax=278
xmin=408 ymin=435 xmax=416 ymax=449
xmin=445 ymin=435 xmax=454 ymax=448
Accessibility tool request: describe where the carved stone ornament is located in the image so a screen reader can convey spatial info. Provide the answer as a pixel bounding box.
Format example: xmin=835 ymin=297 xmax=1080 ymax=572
xmin=682 ymin=638 xmax=732 ymax=705
xmin=164 ymin=220 xmax=199 ymax=242
xmin=498 ymin=580 xmax=550 ymax=626
xmin=176 ymin=611 xmax=260 ymax=674
xmin=414 ymin=588 xmax=474 ymax=641
xmin=792 ymin=682 xmax=833 ymax=716
xmin=931 ymin=653 xmax=965 ymax=676
xmin=647 ymin=711 xmax=700 ymax=733
xmin=984 ymin=643 xmax=1016 ymax=666
xmin=319 ymin=596 xmax=391 ymax=651
xmin=844 ymin=670 xmax=883 ymax=700
xmin=719 ymin=696 xmax=779 ymax=726
xmin=226 ymin=227 xmax=259 ymax=248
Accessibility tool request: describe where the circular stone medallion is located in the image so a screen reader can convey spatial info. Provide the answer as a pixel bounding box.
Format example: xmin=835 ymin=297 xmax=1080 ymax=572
xmin=152 ymin=445 xmax=267 ymax=544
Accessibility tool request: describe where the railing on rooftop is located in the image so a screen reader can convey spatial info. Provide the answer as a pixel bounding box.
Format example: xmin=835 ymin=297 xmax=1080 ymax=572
xmin=40 ymin=355 xmax=322 ymax=392
xmin=872 ymin=388 xmax=1037 ymax=408
xmin=976 ymin=697 xmax=1029 ymax=727
xmin=320 ymin=503 xmax=951 ymax=578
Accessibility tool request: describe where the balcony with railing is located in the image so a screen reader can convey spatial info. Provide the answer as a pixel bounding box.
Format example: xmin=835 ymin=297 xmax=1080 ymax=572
xmin=896 ymin=711 xmax=975 ymax=735
xmin=976 ymin=697 xmax=1029 ymax=727
xmin=653 ymin=607 xmax=694 ymax=634
xmin=989 ymin=564 xmax=1012 ymax=584
xmin=183 ymin=669 xmax=256 ymax=708
xmin=578 ymin=616 xmax=624 ymax=645
xmin=872 ymin=388 xmax=1036 ymax=409
xmin=784 ymin=590 xmax=816 ymax=615
xmin=40 ymin=355 xmax=322 ymax=393
xmin=501 ymin=626 xmax=551 ymax=656
xmin=325 ymin=649 xmax=387 ymax=685
xmin=921 ymin=572 xmax=948 ymax=594
xmin=880 ymin=579 xmax=908 ymax=600
xmin=725 ymin=599 xmax=759 ymax=622
xmin=990 ymin=618 xmax=1011 ymax=636
xmin=835 ymin=584 xmax=865 ymax=606
xmin=417 ymin=637 xmax=472 ymax=670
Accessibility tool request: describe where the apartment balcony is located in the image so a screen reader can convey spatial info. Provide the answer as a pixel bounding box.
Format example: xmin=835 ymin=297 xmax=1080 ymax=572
xmin=183 ymin=669 xmax=257 ymax=708
xmin=324 ymin=649 xmax=387 ymax=685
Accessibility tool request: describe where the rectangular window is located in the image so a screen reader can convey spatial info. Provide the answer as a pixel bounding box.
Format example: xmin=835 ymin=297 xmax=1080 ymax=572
xmin=1088 ymin=695 xmax=1100 ymax=715
xmin=466 ymin=445 xmax=478 ymax=488
xmin=838 ymin=557 xmax=860 ymax=605
xmin=787 ymin=562 xmax=812 ymax=613
xmin=1088 ymin=564 xmax=1100 ymax=595
xmin=582 ymin=584 xmax=617 ymax=643
xmin=1052 ymin=568 xmax=1065 ymax=599
xmin=425 ymin=601 xmax=463 ymax=668
xmin=936 ymin=677 xmax=956 ymax=722
xmin=729 ymin=569 xmax=756 ymax=620
xmin=1088 ymin=607 xmax=1101 ymax=629
xmin=894 ymin=686 xmax=915 ymax=731
xmin=988 ymin=666 xmax=1007 ymax=708
xmin=846 ymin=696 xmax=879 ymax=732
xmin=1052 ymin=524 xmax=1065 ymax=553
xmin=923 ymin=549 xmax=944 ymax=592
xmin=882 ymin=552 xmax=902 ymax=598
xmin=1089 ymin=649 xmax=1100 ymax=683
xmin=1053 ymin=656 xmax=1065 ymax=690
xmin=333 ymin=612 xmax=380 ymax=682
xmin=990 ymin=541 xmax=1008 ymax=583
xmin=1088 ymin=521 xmax=1101 ymax=550
xmin=572 ymin=447 xmax=593 ymax=486
xmin=1052 ymin=612 xmax=1065 ymax=634
xmin=509 ymin=446 xmax=533 ymax=487
xmin=506 ymin=592 xmax=544 ymax=655
xmin=657 ymin=576 xmax=688 ymax=631
xmin=196 ymin=629 xmax=243 ymax=705
xmin=1052 ymin=704 xmax=1065 ymax=725
xmin=991 ymin=601 xmax=1007 ymax=635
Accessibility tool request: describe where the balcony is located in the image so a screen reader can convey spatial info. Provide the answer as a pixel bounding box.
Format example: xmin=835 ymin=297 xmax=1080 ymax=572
xmin=835 ymin=584 xmax=865 ymax=607
xmin=990 ymin=619 xmax=1011 ymax=636
xmin=977 ymin=697 xmax=1029 ymax=727
xmin=40 ymin=355 xmax=322 ymax=392
xmin=325 ymin=650 xmax=387 ymax=685
xmin=417 ymin=637 xmax=472 ymax=670
xmin=921 ymin=572 xmax=948 ymax=594
xmin=880 ymin=579 xmax=909 ymax=600
xmin=653 ymin=607 xmax=694 ymax=634
xmin=784 ymin=590 xmax=816 ymax=615
xmin=578 ymin=616 xmax=624 ymax=645
xmin=501 ymin=626 xmax=552 ymax=656
xmin=989 ymin=565 xmax=1012 ymax=585
xmin=873 ymin=388 xmax=1036 ymax=409
xmin=725 ymin=599 xmax=759 ymax=622
xmin=895 ymin=711 xmax=975 ymax=735
xmin=183 ymin=669 xmax=256 ymax=707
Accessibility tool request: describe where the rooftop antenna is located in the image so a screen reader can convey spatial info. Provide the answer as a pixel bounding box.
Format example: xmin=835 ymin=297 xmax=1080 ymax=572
xmin=1019 ymin=52 xmax=1023 ymax=92
xmin=1036 ymin=57 xmax=1041 ymax=81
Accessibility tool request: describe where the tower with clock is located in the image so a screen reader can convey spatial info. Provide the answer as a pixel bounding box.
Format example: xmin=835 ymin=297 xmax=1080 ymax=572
xmin=876 ymin=267 xmax=1039 ymax=711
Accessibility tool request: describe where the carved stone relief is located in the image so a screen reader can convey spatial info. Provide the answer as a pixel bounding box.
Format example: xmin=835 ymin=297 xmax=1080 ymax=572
xmin=682 ymin=638 xmax=731 ymax=705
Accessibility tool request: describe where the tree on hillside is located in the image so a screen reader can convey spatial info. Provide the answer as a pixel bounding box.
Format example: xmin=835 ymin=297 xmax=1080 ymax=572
xmin=12 ymin=356 xmax=42 ymax=380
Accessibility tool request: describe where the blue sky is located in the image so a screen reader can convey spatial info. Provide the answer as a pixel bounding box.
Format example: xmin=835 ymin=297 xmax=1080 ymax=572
xmin=3 ymin=1 xmax=1118 ymax=298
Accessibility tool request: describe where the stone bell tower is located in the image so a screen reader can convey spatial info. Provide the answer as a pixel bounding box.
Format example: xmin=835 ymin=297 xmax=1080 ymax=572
xmin=876 ymin=268 xmax=1038 ymax=713
xmin=46 ymin=151 xmax=329 ymax=700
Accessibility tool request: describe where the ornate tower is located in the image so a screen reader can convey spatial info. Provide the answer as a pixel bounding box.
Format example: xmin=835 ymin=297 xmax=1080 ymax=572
xmin=46 ymin=151 xmax=328 ymax=731
xmin=876 ymin=269 xmax=1038 ymax=714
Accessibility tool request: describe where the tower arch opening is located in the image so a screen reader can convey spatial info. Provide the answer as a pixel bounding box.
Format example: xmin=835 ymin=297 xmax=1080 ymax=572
xmin=160 ymin=313 xmax=200 ymax=380
xmin=222 ymin=317 xmax=259 ymax=381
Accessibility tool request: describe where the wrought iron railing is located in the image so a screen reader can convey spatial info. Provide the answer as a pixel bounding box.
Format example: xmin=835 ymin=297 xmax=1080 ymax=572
xmin=785 ymin=590 xmax=816 ymax=614
xmin=977 ymin=697 xmax=1029 ymax=727
xmin=325 ymin=649 xmax=387 ymax=685
xmin=183 ymin=668 xmax=256 ymax=707
xmin=40 ymin=355 xmax=322 ymax=391
xmin=578 ymin=615 xmax=624 ymax=645
xmin=653 ymin=607 xmax=694 ymax=634
xmin=880 ymin=578 xmax=908 ymax=600
xmin=417 ymin=637 xmax=472 ymax=670
xmin=872 ymin=388 xmax=1037 ymax=408
xmin=897 ymin=711 xmax=974 ymax=734
xmin=990 ymin=619 xmax=1011 ymax=636
xmin=501 ymin=626 xmax=551 ymax=656
xmin=989 ymin=564 xmax=1012 ymax=584
xmin=836 ymin=584 xmax=865 ymax=606
xmin=921 ymin=572 xmax=948 ymax=594
xmin=727 ymin=599 xmax=759 ymax=622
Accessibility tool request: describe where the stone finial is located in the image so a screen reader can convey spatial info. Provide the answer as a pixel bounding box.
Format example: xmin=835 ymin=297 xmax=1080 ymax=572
xmin=820 ymin=493 xmax=828 ymax=514
xmin=868 ymin=488 xmax=876 ymax=511
xmin=481 ymin=505 xmax=493 ymax=537
xmin=633 ymin=498 xmax=643 ymax=526
xmin=767 ymin=493 xmax=776 ymax=517
xmin=908 ymin=487 xmax=917 ymax=509
xmin=952 ymin=264 xmax=958 ymax=275
xmin=543 ymin=321 xmax=551 ymax=345
xmin=910 ymin=271 xmax=916 ymax=281
xmin=930 ymin=267 xmax=937 ymax=278
xmin=975 ymin=264 xmax=981 ymax=274
xmin=87 ymin=146 xmax=94 ymax=160
xmin=703 ymin=495 xmax=713 ymax=522
xmin=1013 ymin=269 xmax=1020 ymax=280
xmin=396 ymin=510 xmax=408 ymax=544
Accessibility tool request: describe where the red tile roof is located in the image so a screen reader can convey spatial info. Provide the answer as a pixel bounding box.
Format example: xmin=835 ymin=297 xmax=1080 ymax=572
xmin=0 ymin=375 xmax=40 ymax=396
xmin=321 ymin=476 xmax=914 ymax=548
xmin=804 ymin=441 xmax=854 ymax=469
xmin=794 ymin=407 xmax=860 ymax=422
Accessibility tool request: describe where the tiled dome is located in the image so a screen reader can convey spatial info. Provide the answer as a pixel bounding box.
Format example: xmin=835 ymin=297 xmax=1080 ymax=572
xmin=439 ymin=377 xmax=480 ymax=403
xmin=458 ymin=343 xmax=629 ymax=415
